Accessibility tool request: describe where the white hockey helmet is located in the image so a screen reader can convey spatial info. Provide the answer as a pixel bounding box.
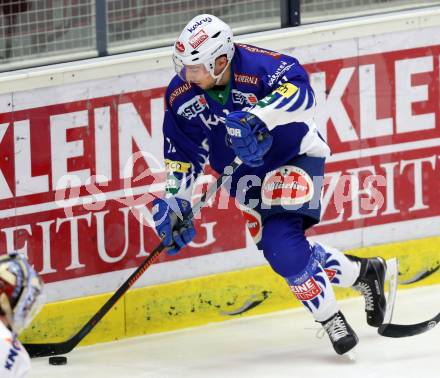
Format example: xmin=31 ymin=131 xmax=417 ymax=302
xmin=173 ymin=14 xmax=235 ymax=83
xmin=0 ymin=253 xmax=45 ymax=334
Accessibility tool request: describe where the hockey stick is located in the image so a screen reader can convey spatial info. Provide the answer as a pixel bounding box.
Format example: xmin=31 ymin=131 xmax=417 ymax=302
xmin=378 ymin=258 xmax=440 ymax=337
xmin=24 ymin=157 xmax=242 ymax=358
xmin=378 ymin=312 xmax=440 ymax=338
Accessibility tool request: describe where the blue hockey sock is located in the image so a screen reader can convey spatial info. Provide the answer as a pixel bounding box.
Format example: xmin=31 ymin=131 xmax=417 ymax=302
xmin=261 ymin=213 xmax=338 ymax=321
xmin=285 ymin=257 xmax=338 ymax=322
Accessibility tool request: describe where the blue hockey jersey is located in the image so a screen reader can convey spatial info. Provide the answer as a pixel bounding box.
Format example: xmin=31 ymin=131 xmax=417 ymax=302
xmin=162 ymin=43 xmax=330 ymax=200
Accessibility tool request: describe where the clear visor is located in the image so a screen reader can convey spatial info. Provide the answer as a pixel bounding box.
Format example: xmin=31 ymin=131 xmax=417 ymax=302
xmin=13 ymin=270 xmax=45 ymax=335
xmin=173 ymin=55 xmax=210 ymax=82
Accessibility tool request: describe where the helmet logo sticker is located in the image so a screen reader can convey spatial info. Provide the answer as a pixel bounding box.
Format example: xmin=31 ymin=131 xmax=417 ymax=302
xmin=175 ymin=41 xmax=185 ymax=53
xmin=186 ymin=16 xmax=212 ymax=33
xmin=174 ymin=15 xmax=234 ymax=81
xmin=189 ymin=29 xmax=209 ymax=49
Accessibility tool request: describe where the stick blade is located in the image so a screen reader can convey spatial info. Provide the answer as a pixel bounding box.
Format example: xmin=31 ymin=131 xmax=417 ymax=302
xmin=378 ymin=313 xmax=440 ymax=338
xmin=24 ymin=341 xmax=74 ymax=358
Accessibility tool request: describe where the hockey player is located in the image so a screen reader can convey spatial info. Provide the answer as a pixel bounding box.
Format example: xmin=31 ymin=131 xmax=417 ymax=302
xmin=0 ymin=253 xmax=45 ymax=377
xmin=153 ymin=14 xmax=387 ymax=355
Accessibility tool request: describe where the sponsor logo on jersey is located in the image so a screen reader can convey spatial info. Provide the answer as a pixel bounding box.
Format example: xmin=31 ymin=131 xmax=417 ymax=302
xmin=189 ymin=29 xmax=209 ymax=49
xmin=256 ymin=93 xmax=277 ymax=108
xmin=175 ymin=41 xmax=185 ymax=53
xmin=177 ymin=95 xmax=208 ymax=120
xmin=234 ymin=73 xmax=260 ymax=86
xmin=231 ymin=89 xmax=258 ymax=106
xmin=274 ymin=82 xmax=298 ymax=98
xmin=236 ymin=43 xmax=281 ymax=58
xmin=267 ymin=61 xmax=295 ymax=87
xmin=187 ymin=16 xmax=212 ymax=33
xmin=165 ymin=159 xmax=191 ymax=173
xmin=290 ymin=277 xmax=321 ymax=301
xmin=4 ymin=336 xmax=22 ymax=371
xmin=169 ymin=83 xmax=192 ymax=107
xmin=165 ymin=173 xmax=180 ymax=195
xmin=261 ymin=165 xmax=314 ymax=206
xmin=240 ymin=205 xmax=262 ymax=243
xmin=200 ymin=113 xmax=225 ymax=129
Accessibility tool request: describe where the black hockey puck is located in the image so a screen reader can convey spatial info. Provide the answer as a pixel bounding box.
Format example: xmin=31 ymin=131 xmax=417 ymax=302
xmin=48 ymin=356 xmax=67 ymax=365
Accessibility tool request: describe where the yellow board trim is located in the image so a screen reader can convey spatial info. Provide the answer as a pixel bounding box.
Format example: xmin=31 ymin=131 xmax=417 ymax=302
xmin=20 ymin=236 xmax=440 ymax=346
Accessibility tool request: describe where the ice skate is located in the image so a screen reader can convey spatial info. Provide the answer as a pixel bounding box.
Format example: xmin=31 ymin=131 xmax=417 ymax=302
xmin=348 ymin=256 xmax=387 ymax=327
xmin=319 ymin=311 xmax=359 ymax=355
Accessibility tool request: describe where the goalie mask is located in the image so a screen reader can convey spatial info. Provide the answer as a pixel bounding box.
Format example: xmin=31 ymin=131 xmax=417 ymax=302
xmin=0 ymin=253 xmax=45 ymax=334
xmin=173 ymin=14 xmax=235 ymax=84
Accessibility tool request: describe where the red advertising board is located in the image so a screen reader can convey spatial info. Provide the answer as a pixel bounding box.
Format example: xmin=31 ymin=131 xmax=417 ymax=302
xmin=307 ymin=45 xmax=440 ymax=235
xmin=0 ymin=44 xmax=439 ymax=284
xmin=0 ymin=88 xmax=246 ymax=283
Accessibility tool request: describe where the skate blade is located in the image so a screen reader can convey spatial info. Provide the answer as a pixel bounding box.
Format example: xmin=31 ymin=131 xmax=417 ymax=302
xmin=343 ymin=348 xmax=357 ymax=362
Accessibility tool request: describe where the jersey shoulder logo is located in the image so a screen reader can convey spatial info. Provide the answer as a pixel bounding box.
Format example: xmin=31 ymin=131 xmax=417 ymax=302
xmin=267 ymin=60 xmax=295 ymax=87
xmin=234 ymin=73 xmax=260 ymax=86
xmin=169 ymin=82 xmax=192 ymax=107
xmin=274 ymin=83 xmax=298 ymax=98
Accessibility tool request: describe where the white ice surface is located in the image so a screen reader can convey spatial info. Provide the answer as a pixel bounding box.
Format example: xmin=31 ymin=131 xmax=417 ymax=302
xmin=29 ymin=284 xmax=439 ymax=378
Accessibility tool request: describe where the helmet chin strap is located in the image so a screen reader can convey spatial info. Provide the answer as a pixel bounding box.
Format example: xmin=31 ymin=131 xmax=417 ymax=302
xmin=211 ymin=61 xmax=231 ymax=85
